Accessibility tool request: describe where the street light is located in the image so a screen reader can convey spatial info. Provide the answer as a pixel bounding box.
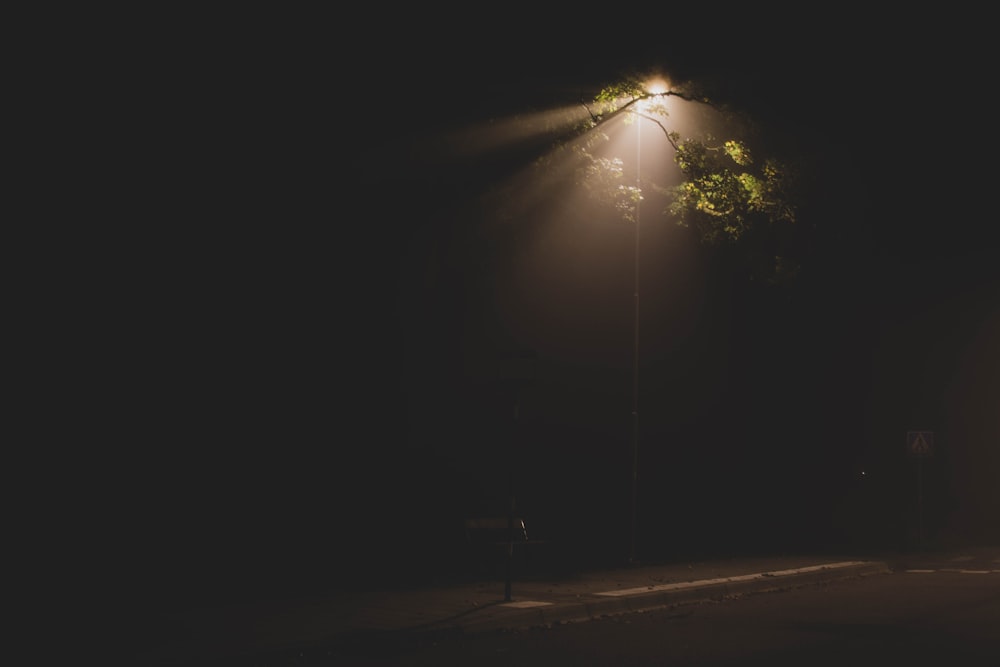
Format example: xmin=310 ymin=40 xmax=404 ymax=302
xmin=628 ymin=80 xmax=668 ymax=566
xmin=629 ymin=105 xmax=641 ymax=565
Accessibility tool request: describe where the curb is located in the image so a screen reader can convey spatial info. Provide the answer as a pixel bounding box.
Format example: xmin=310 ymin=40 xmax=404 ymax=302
xmin=149 ymin=560 xmax=893 ymax=665
xmin=460 ymin=560 xmax=890 ymax=634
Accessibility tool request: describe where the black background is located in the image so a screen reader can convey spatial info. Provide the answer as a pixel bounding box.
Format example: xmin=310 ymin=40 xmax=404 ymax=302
xmin=53 ymin=9 xmax=998 ymax=611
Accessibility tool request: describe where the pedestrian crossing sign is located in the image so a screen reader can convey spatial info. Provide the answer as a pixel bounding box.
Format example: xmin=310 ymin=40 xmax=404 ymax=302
xmin=907 ymin=430 xmax=934 ymax=457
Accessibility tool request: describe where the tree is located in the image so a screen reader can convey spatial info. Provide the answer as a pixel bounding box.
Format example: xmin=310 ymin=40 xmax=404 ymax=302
xmin=565 ymin=75 xmax=804 ymax=285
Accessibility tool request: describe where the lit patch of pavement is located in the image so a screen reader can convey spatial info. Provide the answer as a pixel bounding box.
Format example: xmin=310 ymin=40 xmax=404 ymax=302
xmin=595 ymin=561 xmax=871 ymax=597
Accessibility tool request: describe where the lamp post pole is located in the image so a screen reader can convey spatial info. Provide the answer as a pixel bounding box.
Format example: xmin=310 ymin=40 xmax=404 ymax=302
xmin=629 ymin=111 xmax=641 ymax=565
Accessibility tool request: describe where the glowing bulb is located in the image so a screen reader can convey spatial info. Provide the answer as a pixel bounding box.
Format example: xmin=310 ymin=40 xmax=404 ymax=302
xmin=645 ymin=78 xmax=669 ymax=95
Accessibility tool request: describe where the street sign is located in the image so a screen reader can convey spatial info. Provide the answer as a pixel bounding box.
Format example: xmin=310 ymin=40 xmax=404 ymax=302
xmin=907 ymin=430 xmax=934 ymax=458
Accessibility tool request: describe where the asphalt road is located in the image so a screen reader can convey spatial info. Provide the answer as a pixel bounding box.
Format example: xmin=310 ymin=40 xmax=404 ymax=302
xmin=309 ymin=550 xmax=999 ymax=667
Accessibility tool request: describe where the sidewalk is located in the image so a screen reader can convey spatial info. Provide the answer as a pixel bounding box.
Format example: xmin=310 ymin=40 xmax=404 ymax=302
xmin=137 ymin=554 xmax=891 ymax=666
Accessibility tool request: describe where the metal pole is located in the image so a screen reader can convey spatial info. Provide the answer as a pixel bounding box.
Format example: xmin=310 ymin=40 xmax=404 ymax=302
xmin=505 ymin=397 xmax=518 ymax=601
xmin=505 ymin=470 xmax=513 ymax=601
xmin=916 ymin=454 xmax=923 ymax=551
xmin=630 ymin=114 xmax=641 ymax=565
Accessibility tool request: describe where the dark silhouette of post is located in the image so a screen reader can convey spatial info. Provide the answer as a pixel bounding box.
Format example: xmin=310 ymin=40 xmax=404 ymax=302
xmin=907 ymin=430 xmax=933 ymax=551
xmin=499 ymin=350 xmax=536 ymax=601
xmin=506 ymin=435 xmax=515 ymax=602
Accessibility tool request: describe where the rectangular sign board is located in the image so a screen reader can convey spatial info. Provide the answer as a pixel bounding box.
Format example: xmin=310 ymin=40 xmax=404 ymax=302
xmin=906 ymin=430 xmax=934 ymax=458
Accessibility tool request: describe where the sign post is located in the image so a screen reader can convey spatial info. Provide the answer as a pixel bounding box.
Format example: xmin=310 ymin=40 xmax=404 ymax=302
xmin=906 ymin=430 xmax=934 ymax=549
xmin=498 ymin=350 xmax=536 ymax=601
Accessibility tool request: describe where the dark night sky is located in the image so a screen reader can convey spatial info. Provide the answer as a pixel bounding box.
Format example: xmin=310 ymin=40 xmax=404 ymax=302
xmin=79 ymin=11 xmax=997 ymax=608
